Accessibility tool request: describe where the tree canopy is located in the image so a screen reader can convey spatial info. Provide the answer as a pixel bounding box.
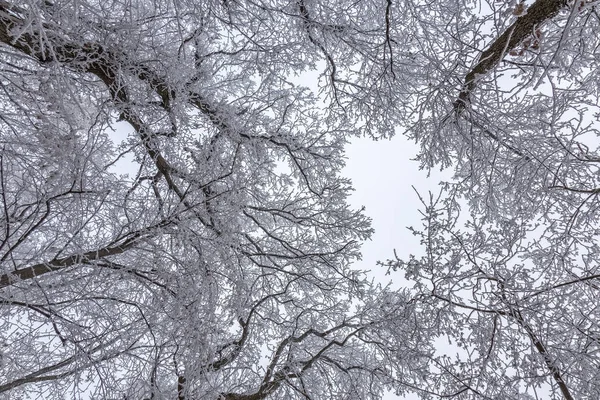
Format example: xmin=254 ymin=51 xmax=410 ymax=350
xmin=1 ymin=0 xmax=599 ymax=399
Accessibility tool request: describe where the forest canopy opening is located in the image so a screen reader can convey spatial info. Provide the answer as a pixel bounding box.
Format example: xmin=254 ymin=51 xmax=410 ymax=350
xmin=1 ymin=0 xmax=599 ymax=399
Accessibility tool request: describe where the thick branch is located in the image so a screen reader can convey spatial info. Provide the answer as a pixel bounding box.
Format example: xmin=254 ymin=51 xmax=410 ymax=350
xmin=0 ymin=220 xmax=171 ymax=288
xmin=0 ymin=238 xmax=135 ymax=288
xmin=454 ymin=0 xmax=569 ymax=112
xmin=0 ymin=3 xmax=186 ymax=193
xmin=512 ymin=310 xmax=574 ymax=400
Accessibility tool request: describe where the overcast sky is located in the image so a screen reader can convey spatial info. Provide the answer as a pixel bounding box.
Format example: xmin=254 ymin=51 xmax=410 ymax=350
xmin=343 ymin=135 xmax=451 ymax=400
xmin=344 ymin=136 xmax=445 ymax=285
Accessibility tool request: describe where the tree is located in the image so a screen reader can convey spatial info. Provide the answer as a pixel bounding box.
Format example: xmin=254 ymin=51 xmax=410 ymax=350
xmin=3 ymin=0 xmax=600 ymax=399
xmin=0 ymin=0 xmax=418 ymax=398
xmin=381 ymin=0 xmax=600 ymax=398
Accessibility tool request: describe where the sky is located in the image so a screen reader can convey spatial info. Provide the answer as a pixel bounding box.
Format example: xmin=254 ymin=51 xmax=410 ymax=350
xmin=295 ymin=66 xmax=450 ymax=288
xmin=343 ymin=136 xmax=448 ymax=286
xmin=343 ymin=135 xmax=450 ymax=400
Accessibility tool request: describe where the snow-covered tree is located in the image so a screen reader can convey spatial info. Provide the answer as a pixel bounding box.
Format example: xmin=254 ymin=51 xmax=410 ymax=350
xmin=3 ymin=0 xmax=600 ymax=398
xmin=383 ymin=0 xmax=600 ymax=398
xmin=0 ymin=0 xmax=414 ymax=398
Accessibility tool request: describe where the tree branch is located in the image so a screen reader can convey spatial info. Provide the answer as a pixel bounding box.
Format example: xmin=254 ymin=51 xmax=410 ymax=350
xmin=0 ymin=219 xmax=172 ymax=288
xmin=454 ymin=0 xmax=569 ymax=113
xmin=512 ymin=309 xmax=574 ymax=400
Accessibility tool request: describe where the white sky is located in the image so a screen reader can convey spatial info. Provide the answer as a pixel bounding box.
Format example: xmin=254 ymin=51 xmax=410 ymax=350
xmin=343 ymin=135 xmax=449 ymax=400
xmin=343 ymin=136 xmax=448 ymax=286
